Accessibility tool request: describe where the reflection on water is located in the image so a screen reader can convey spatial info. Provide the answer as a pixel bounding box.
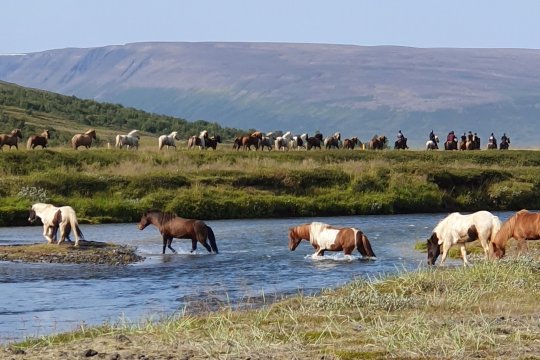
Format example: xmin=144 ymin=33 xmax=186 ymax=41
xmin=0 ymin=212 xmax=515 ymax=343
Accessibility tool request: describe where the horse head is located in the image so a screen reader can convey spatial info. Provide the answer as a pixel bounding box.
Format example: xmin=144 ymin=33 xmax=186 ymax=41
xmin=28 ymin=208 xmax=38 ymax=223
xmin=426 ymin=233 xmax=441 ymax=265
xmin=13 ymin=129 xmax=23 ymax=139
xmin=288 ymin=227 xmax=304 ymax=251
xmin=42 ymin=130 xmax=51 ymax=139
xmin=137 ymin=211 xmax=155 ymax=230
xmin=491 ymin=242 xmax=505 ymax=260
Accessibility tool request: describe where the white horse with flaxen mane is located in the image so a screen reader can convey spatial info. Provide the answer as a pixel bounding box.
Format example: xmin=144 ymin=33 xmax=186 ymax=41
xmin=115 ymin=130 xmax=140 ymax=149
xmin=158 ymin=131 xmax=180 ymax=150
xmin=28 ymin=203 xmax=84 ymax=246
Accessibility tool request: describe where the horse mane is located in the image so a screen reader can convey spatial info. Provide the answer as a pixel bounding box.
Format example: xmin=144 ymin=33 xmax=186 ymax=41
xmin=145 ymin=210 xmax=177 ymax=226
xmin=127 ymin=130 xmax=139 ymax=137
xmin=290 ymin=224 xmax=311 ymax=241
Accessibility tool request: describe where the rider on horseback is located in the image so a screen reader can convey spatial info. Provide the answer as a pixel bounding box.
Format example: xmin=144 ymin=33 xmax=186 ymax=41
xmin=429 ymin=130 xmax=435 ymax=142
xmin=446 ymin=131 xmax=456 ymax=143
xmin=488 ymin=132 xmax=497 ymax=147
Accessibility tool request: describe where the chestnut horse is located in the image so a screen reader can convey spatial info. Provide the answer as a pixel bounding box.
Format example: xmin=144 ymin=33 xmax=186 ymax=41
xmin=491 ymin=210 xmax=540 ymax=259
xmin=288 ymin=222 xmax=376 ymax=259
xmin=0 ymin=129 xmax=23 ymax=150
xmin=138 ymin=210 xmax=218 ymax=254
xmin=27 ymin=130 xmax=50 ymax=149
xmin=427 ymin=211 xmax=501 ymax=266
xmin=71 ymin=129 xmax=97 ymax=150
xmin=367 ymin=135 xmax=387 ymax=150
xmin=343 ymin=137 xmax=361 ymax=150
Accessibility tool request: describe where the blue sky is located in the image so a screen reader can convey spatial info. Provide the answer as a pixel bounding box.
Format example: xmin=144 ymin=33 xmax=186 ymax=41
xmin=2 ymin=0 xmax=540 ymax=53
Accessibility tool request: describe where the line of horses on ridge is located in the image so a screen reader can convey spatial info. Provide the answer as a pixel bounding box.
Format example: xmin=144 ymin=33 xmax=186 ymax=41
xmin=27 ymin=203 xmax=539 ymax=265
xmin=0 ymin=128 xmax=511 ymax=151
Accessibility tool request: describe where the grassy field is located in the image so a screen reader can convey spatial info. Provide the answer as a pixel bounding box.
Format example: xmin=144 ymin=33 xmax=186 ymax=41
xmin=1 ymin=144 xmax=540 ymax=226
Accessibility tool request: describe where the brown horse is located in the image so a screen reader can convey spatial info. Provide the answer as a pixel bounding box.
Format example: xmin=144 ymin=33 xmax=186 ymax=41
xmin=27 ymin=130 xmax=50 ymax=149
xmin=240 ymin=134 xmax=260 ymax=150
xmin=138 ymin=210 xmax=218 ymax=254
xmin=71 ymin=129 xmax=97 ymax=150
xmin=306 ymin=133 xmax=323 ymax=150
xmin=0 ymin=129 xmax=23 ymax=150
xmin=368 ymin=135 xmax=387 ymax=150
xmin=288 ymin=222 xmax=376 ymax=258
xmin=343 ymin=137 xmax=361 ymax=150
xmin=491 ymin=210 xmax=540 ymax=259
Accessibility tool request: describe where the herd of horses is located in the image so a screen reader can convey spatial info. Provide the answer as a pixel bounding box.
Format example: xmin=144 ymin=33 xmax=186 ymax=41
xmin=26 ymin=202 xmax=540 ymax=265
xmin=0 ymin=128 xmax=511 ymax=151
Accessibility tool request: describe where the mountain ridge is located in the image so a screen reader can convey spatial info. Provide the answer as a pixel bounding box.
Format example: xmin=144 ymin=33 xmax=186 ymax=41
xmin=1 ymin=42 xmax=540 ymax=147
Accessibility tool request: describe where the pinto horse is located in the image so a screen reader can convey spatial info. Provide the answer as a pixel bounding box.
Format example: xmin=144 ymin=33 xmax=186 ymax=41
xmin=0 ymin=129 xmax=23 ymax=150
xmin=204 ymin=135 xmax=221 ymax=150
xmin=71 ymin=129 xmax=97 ymax=150
xmin=115 ymin=130 xmax=140 ymax=149
xmin=28 ymin=203 xmax=84 ymax=246
xmin=367 ymin=135 xmax=387 ymax=150
xmin=491 ymin=210 xmax=540 ymax=259
xmin=426 ymin=211 xmax=501 ymax=266
xmin=288 ymin=222 xmax=376 ymax=259
xmin=27 ymin=130 xmax=50 ymax=149
xmin=138 ymin=210 xmax=218 ymax=254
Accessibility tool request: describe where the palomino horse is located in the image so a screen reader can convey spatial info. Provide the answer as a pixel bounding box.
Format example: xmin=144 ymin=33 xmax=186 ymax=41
xmin=71 ymin=129 xmax=97 ymax=150
xmin=0 ymin=129 xmax=23 ymax=150
xmin=158 ymin=131 xmax=180 ymax=150
xmin=491 ymin=210 xmax=540 ymax=259
xmin=426 ymin=136 xmax=439 ymax=150
xmin=138 ymin=210 xmax=218 ymax=254
xmin=343 ymin=137 xmax=361 ymax=150
xmin=27 ymin=130 xmax=50 ymax=149
xmin=115 ymin=130 xmax=140 ymax=149
xmin=367 ymin=135 xmax=387 ymax=150
xmin=28 ymin=203 xmax=84 ymax=246
xmin=288 ymin=222 xmax=376 ymax=259
xmin=426 ymin=211 xmax=501 ymax=266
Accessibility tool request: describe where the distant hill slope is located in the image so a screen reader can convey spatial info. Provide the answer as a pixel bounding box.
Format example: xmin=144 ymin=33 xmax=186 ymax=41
xmin=0 ymin=81 xmax=244 ymax=145
xmin=1 ymin=42 xmax=540 ymax=147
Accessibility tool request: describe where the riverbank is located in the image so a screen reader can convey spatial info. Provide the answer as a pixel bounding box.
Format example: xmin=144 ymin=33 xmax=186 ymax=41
xmin=2 ymin=255 xmax=539 ymax=359
xmin=2 ymin=149 xmax=540 ymax=225
xmin=0 ymin=240 xmax=143 ymax=265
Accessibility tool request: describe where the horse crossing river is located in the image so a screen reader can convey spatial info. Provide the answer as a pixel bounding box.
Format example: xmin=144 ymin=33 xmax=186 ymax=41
xmin=0 ymin=213 xmax=515 ymax=344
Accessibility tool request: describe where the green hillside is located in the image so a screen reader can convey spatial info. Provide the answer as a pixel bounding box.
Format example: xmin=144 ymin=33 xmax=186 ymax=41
xmin=0 ymin=81 xmax=246 ymax=146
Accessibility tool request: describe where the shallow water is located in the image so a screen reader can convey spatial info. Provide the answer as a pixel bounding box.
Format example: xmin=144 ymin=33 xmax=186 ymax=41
xmin=0 ymin=212 xmax=513 ymax=343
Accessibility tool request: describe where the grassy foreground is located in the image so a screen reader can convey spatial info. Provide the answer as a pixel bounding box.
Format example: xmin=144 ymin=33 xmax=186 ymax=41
xmin=3 ymin=258 xmax=539 ymax=359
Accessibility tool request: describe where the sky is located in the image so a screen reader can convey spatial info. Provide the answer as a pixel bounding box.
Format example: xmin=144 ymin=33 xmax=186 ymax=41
xmin=1 ymin=0 xmax=540 ymax=54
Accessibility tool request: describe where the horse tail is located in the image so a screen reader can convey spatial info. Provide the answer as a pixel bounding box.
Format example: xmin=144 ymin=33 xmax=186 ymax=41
xmin=356 ymin=230 xmax=376 ymax=258
xmin=66 ymin=209 xmax=83 ymax=246
xmin=26 ymin=137 xmax=33 ymax=150
xmin=206 ymin=225 xmax=218 ymax=254
xmin=115 ymin=135 xmax=121 ymax=148
xmin=158 ymin=136 xmax=163 ymax=150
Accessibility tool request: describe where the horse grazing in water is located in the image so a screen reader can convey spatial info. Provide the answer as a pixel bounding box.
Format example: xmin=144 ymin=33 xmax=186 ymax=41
xmin=158 ymin=131 xmax=180 ymax=150
xmin=138 ymin=210 xmax=219 ymax=255
xmin=288 ymin=222 xmax=376 ymax=259
xmin=27 ymin=130 xmax=50 ymax=149
xmin=0 ymin=129 xmax=23 ymax=150
xmin=71 ymin=129 xmax=97 ymax=150
xmin=28 ymin=203 xmax=84 ymax=246
xmin=115 ymin=130 xmax=140 ymax=149
xmin=426 ymin=211 xmax=501 ymax=266
xmin=491 ymin=210 xmax=540 ymax=259
xmin=343 ymin=137 xmax=361 ymax=150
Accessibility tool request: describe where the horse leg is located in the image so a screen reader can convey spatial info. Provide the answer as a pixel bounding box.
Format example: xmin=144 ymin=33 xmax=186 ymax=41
xmin=167 ymin=238 xmax=177 ymax=254
xmin=312 ymin=248 xmax=325 ymax=258
xmin=438 ymin=243 xmax=451 ymax=266
xmin=43 ymin=224 xmax=53 ymax=244
xmin=459 ymin=244 xmax=470 ymax=266
xmin=190 ymin=238 xmax=198 ymax=253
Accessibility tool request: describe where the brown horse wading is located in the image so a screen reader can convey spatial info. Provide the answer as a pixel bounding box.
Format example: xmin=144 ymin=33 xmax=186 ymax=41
xmin=138 ymin=210 xmax=219 ymax=254
xmin=491 ymin=209 xmax=540 ymax=259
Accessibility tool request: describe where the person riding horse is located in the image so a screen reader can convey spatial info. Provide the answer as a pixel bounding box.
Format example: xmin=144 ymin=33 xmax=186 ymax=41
xmin=500 ymin=133 xmax=510 ymax=150
xmin=429 ymin=130 xmax=435 ymax=142
xmin=488 ymin=133 xmax=497 ymax=147
xmin=444 ymin=131 xmax=457 ymax=150
xmin=395 ymin=130 xmax=408 ymax=149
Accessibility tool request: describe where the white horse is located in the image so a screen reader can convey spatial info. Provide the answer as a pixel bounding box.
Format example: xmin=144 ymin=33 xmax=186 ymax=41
xmin=28 ymin=203 xmax=84 ymax=247
xmin=426 ymin=135 xmax=439 ymax=150
xmin=275 ymin=131 xmax=292 ymax=151
xmin=259 ymin=132 xmax=275 ymax=151
xmin=158 ymin=131 xmax=180 ymax=150
xmin=115 ymin=130 xmax=140 ymax=149
xmin=427 ymin=211 xmax=501 ymax=266
xmin=290 ymin=133 xmax=308 ymax=150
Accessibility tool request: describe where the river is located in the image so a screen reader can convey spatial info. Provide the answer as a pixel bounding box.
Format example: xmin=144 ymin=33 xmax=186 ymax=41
xmin=0 ymin=212 xmax=513 ymax=344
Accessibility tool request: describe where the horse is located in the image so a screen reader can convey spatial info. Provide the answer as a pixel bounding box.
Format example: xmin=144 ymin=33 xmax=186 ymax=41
xmin=158 ymin=131 xmax=180 ymax=150
xmin=343 ymin=137 xmax=361 ymax=150
xmin=367 ymin=135 xmax=387 ymax=150
xmin=288 ymin=222 xmax=376 ymax=259
xmin=27 ymin=130 xmax=50 ymax=149
xmin=199 ymin=130 xmax=209 ymax=148
xmin=241 ymin=134 xmax=260 ymax=150
xmin=466 ymin=133 xmax=480 ymax=150
xmin=0 ymin=129 xmax=23 ymax=150
xmin=115 ymin=130 xmax=140 ymax=149
xmin=306 ymin=133 xmax=323 ymax=150
xmin=71 ymin=129 xmax=97 ymax=150
xmin=324 ymin=132 xmax=341 ymax=149
xmin=426 ymin=211 xmax=501 ymax=266
xmin=491 ymin=210 xmax=540 ymax=259
xmin=487 ymin=139 xmax=497 ymax=150
xmin=275 ymin=131 xmax=292 ymax=151
xmin=137 ymin=210 xmax=218 ymax=255
xmin=394 ymin=137 xmax=408 ymax=150
xmin=187 ymin=135 xmax=203 ymax=149
xmin=259 ymin=132 xmax=275 ymax=151
xmin=204 ymin=135 xmax=221 ymax=150
xmin=290 ymin=134 xmax=306 ymax=150
xmin=500 ymin=138 xmax=510 ymax=150
xmin=28 ymin=203 xmax=84 ymax=246
xmin=426 ymin=136 xmax=439 ymax=150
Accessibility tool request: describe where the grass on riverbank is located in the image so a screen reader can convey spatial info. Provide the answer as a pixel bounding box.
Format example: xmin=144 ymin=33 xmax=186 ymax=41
xmin=4 ymin=257 xmax=540 ymax=359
